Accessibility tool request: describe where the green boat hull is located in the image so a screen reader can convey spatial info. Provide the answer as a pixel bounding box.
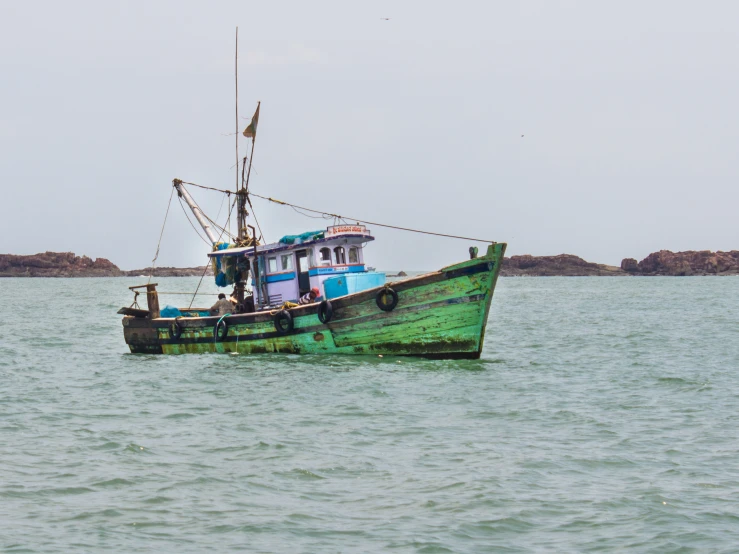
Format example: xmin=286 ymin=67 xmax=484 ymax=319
xmin=122 ymin=243 xmax=506 ymax=359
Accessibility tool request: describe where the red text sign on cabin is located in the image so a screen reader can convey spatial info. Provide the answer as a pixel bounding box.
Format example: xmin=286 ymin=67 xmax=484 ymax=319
xmin=326 ymin=225 xmax=369 ymax=237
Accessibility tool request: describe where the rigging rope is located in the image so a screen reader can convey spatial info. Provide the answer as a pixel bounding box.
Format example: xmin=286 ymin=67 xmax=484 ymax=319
xmin=155 ymin=291 xmax=220 ymax=296
xmin=189 ymin=255 xmax=214 ymax=310
xmin=248 ymin=193 xmax=496 ymax=243
xmin=179 ymin=179 xmax=496 ymax=243
xmin=177 ymin=196 xmax=212 ymax=247
xmin=148 ymin=186 xmax=176 ymax=284
xmin=214 ymin=192 xmax=227 ymax=227
xmin=188 ymin=197 xmax=236 ymax=309
xmin=182 ymin=180 xmax=265 ymax=242
xmin=203 ymin=211 xmax=236 ymax=241
xmin=249 ymin=203 xmax=265 ymax=243
xmin=180 ymin=181 xmax=228 ymax=194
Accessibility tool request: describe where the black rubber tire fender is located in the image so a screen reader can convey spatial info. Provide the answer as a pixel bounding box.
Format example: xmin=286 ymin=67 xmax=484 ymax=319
xmin=274 ymin=309 xmax=294 ymax=334
xmin=317 ymin=300 xmax=333 ymax=324
xmin=214 ymin=319 xmax=229 ymax=342
xmin=169 ymin=319 xmax=183 ymax=340
xmin=376 ymin=287 xmax=399 ymax=312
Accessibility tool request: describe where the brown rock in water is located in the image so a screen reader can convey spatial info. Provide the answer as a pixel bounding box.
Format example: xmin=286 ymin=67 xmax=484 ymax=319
xmin=0 ymin=252 xmax=123 ymax=277
xmin=501 ymin=254 xmax=624 ymax=276
xmin=621 ymin=258 xmax=639 ymax=272
xmin=624 ymin=250 xmax=739 ymax=276
xmin=0 ymin=251 xmax=212 ymax=277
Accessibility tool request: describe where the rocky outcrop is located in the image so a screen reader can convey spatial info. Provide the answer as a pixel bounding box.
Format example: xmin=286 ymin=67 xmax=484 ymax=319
xmin=621 ymin=250 xmax=739 ymax=276
xmin=122 ymin=266 xmax=212 ymax=277
xmin=0 ymin=252 xmax=123 ymax=277
xmin=501 ymin=250 xmax=739 ymax=276
xmin=4 ymin=250 xmax=739 ymax=278
xmin=0 ymin=252 xmax=211 ymax=278
xmin=620 ymin=258 xmax=639 ymax=272
xmin=501 ymin=254 xmax=624 ymax=276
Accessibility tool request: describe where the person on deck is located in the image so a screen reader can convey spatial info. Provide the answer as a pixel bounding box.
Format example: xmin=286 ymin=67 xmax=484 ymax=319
xmin=210 ymin=293 xmax=233 ymax=316
xmin=298 ymin=287 xmax=320 ymax=305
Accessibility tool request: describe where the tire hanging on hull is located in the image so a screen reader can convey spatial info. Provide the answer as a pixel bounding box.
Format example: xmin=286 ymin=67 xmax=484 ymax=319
xmin=376 ymin=287 xmax=398 ymax=311
xmin=214 ymin=318 xmax=229 ymax=341
xmin=274 ymin=310 xmax=294 ymax=334
xmin=317 ymin=300 xmax=333 ymax=323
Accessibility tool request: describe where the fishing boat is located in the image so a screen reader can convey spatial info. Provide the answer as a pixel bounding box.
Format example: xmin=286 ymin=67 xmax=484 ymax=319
xmin=119 ymin=176 xmax=506 ymax=359
xmin=119 ymin=224 xmax=505 ymax=358
xmin=118 ymin=35 xmax=506 ymax=358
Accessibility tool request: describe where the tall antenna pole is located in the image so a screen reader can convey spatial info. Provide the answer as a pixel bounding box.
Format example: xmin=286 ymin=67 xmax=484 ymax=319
xmin=234 ymin=27 xmax=239 ymax=223
xmin=233 ymin=26 xmax=249 ymax=309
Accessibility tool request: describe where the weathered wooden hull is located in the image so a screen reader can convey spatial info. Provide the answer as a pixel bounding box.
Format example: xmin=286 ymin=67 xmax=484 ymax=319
xmin=122 ymin=243 xmax=506 ymax=359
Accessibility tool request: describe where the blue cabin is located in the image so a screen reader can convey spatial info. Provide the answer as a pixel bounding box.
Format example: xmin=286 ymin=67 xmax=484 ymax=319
xmin=207 ymin=224 xmax=385 ymax=308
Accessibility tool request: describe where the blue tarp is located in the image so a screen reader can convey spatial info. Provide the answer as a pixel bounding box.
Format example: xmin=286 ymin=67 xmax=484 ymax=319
xmin=279 ymin=230 xmax=324 ymax=245
xmin=160 ymin=305 xmax=183 ymax=318
xmin=213 ymin=242 xmax=234 ymax=287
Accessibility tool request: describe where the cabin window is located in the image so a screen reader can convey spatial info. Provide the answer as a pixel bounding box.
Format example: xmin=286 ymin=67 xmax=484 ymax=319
xmin=349 ymin=247 xmax=359 ymax=264
xmin=320 ymin=247 xmax=331 ymax=264
xmin=334 ymin=246 xmax=346 ymax=265
xmin=281 ymin=254 xmax=293 ymax=271
xmin=268 ymin=257 xmax=278 ymax=273
xmin=307 ymin=249 xmax=316 ymax=268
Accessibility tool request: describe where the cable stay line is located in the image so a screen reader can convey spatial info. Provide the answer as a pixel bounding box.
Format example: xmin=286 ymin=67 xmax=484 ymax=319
xmin=177 ymin=180 xmax=497 ymax=244
xmin=177 ymin=196 xmax=212 ymax=247
xmin=248 ymin=193 xmax=496 ymax=243
xmin=203 ymin=210 xmax=237 ymax=241
xmin=188 ymin=197 xmax=237 ymax=309
xmin=152 ymin=291 xmax=220 ymax=296
xmin=148 ymin=186 xmax=176 ymax=284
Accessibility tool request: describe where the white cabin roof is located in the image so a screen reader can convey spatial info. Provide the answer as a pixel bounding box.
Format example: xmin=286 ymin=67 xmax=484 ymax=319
xmin=208 ymin=225 xmax=373 ymax=258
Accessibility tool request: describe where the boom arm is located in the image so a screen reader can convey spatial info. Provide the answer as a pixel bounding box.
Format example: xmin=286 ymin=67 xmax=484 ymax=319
xmin=172 ymin=179 xmax=219 ymax=244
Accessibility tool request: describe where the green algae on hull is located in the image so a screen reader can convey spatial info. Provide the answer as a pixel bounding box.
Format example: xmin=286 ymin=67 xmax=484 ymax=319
xmin=122 ymin=243 xmax=506 ymax=359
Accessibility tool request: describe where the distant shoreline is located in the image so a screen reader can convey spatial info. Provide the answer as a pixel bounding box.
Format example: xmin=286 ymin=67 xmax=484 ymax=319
xmin=0 ymin=252 xmax=211 ymax=278
xmin=1 ymin=250 xmax=738 ymax=278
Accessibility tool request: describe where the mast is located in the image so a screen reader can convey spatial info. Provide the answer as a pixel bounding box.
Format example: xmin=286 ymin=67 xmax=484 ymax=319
xmin=235 ymin=26 xmax=240 ymax=239
xmin=234 ymin=28 xmax=251 ymax=307
xmin=244 ymin=125 xmax=262 ymax=309
xmin=232 ymin=28 xmax=264 ymax=308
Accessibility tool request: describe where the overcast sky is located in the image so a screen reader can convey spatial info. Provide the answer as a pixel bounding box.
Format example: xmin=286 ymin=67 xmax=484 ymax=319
xmin=1 ymin=0 xmax=737 ymax=270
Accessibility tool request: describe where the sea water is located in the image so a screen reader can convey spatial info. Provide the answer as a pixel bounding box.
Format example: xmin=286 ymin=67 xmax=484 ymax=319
xmin=1 ymin=276 xmax=738 ymax=552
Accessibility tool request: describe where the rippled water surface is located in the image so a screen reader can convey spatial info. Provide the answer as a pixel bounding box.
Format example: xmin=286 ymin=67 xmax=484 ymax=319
xmin=1 ymin=276 xmax=739 ymax=552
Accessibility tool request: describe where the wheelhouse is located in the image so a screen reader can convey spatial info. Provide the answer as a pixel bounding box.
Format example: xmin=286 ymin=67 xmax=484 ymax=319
xmin=208 ymin=224 xmax=385 ymax=309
